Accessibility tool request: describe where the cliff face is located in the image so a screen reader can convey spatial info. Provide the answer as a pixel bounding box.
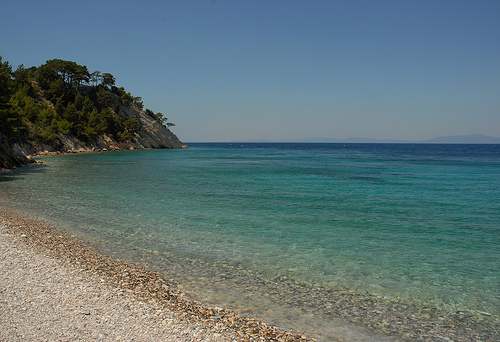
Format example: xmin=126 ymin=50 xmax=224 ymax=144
xmin=37 ymin=94 xmax=183 ymax=154
xmin=0 ymin=92 xmax=183 ymax=169
xmin=0 ymin=58 xmax=185 ymax=169
xmin=115 ymin=96 xmax=183 ymax=150
xmin=0 ymin=132 xmax=32 ymax=169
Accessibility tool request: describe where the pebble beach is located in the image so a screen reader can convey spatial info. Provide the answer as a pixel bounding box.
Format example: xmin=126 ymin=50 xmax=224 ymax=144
xmin=0 ymin=208 xmax=309 ymax=341
xmin=0 ymin=206 xmax=498 ymax=341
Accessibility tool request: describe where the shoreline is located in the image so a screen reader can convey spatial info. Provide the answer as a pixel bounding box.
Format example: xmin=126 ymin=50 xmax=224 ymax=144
xmin=1 ymin=206 xmax=498 ymax=341
xmin=1 ymin=144 xmax=190 ymax=172
xmin=0 ymin=207 xmax=309 ymax=341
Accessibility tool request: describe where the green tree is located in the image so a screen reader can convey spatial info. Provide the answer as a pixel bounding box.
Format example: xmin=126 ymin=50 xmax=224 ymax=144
xmin=90 ymin=71 xmax=101 ymax=86
xmin=152 ymin=111 xmax=175 ymax=127
xmin=81 ymin=96 xmax=93 ymax=115
xmin=0 ymin=57 xmax=20 ymax=136
xmin=38 ymin=103 xmax=57 ymax=126
xmin=10 ymin=85 xmax=38 ymax=123
xmin=0 ymin=57 xmax=13 ymax=111
xmin=56 ymin=119 xmax=72 ymax=134
xmin=97 ymin=88 xmax=114 ymax=108
xmin=124 ymin=118 xmax=139 ymax=133
xmin=73 ymin=64 xmax=90 ymax=87
xmin=154 ymin=112 xmax=166 ymax=124
xmin=1 ymin=57 xmax=176 ymax=152
xmin=102 ymin=73 xmax=115 ymax=87
xmin=12 ymin=64 xmax=36 ymax=92
xmin=36 ymin=59 xmax=91 ymax=90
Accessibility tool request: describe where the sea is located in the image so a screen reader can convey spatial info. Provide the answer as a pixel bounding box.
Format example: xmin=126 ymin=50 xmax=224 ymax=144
xmin=1 ymin=143 xmax=499 ymax=341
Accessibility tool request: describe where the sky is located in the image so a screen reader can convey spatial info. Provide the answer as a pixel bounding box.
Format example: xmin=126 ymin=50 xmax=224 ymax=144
xmin=1 ymin=0 xmax=499 ymax=142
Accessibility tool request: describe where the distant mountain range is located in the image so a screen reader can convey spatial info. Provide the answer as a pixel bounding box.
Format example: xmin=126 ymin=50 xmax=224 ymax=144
xmin=295 ymin=134 xmax=500 ymax=144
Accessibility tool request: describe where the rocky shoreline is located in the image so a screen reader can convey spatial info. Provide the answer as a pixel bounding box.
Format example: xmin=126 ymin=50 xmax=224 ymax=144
xmin=0 ymin=207 xmax=310 ymax=341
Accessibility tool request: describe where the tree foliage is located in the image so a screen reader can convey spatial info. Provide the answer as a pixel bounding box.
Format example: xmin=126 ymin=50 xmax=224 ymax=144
xmin=0 ymin=57 xmax=19 ymax=136
xmin=0 ymin=57 xmax=174 ymax=148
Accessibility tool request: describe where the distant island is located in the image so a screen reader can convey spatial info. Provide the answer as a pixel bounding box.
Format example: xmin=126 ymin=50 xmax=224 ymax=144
xmin=417 ymin=134 xmax=500 ymax=144
xmin=232 ymin=134 xmax=500 ymax=144
xmin=290 ymin=134 xmax=500 ymax=144
xmin=282 ymin=134 xmax=500 ymax=144
xmin=0 ymin=57 xmax=183 ymax=169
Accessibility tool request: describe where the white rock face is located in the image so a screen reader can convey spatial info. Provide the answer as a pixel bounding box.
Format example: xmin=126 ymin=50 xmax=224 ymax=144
xmin=111 ymin=94 xmax=183 ymax=150
xmin=133 ymin=109 xmax=183 ymax=149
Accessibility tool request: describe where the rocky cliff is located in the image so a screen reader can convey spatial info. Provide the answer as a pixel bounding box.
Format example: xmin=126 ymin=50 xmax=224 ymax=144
xmin=35 ymin=93 xmax=183 ymax=154
xmin=0 ymin=58 xmax=186 ymax=170
xmin=0 ymin=132 xmax=32 ymax=169
xmin=0 ymin=92 xmax=183 ymax=169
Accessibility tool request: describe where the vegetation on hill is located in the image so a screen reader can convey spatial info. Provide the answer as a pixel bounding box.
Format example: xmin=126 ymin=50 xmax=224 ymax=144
xmin=0 ymin=57 xmax=176 ymax=151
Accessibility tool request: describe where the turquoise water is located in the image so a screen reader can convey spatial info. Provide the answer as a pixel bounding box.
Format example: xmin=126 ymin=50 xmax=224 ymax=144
xmin=1 ymin=143 xmax=499 ymax=339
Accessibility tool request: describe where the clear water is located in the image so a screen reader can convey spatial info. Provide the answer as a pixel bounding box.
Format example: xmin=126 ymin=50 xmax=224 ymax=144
xmin=1 ymin=143 xmax=499 ymax=340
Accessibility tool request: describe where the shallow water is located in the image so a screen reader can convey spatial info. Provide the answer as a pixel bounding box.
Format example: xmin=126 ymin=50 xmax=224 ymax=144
xmin=1 ymin=143 xmax=499 ymax=340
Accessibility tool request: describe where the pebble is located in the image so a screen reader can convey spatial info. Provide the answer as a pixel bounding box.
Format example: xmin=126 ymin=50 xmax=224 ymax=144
xmin=0 ymin=208 xmax=311 ymax=341
xmin=2 ymin=207 xmax=499 ymax=342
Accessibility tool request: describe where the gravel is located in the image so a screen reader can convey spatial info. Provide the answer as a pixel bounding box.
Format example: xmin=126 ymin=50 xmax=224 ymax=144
xmin=2 ymin=206 xmax=498 ymax=342
xmin=0 ymin=208 xmax=311 ymax=342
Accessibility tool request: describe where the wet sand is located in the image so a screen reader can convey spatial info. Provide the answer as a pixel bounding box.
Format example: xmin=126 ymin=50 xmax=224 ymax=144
xmin=0 ymin=207 xmax=498 ymax=341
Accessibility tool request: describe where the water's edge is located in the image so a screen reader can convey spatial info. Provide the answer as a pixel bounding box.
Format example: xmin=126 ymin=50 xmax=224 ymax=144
xmin=1 ymin=144 xmax=499 ymax=341
xmin=1 ymin=201 xmax=497 ymax=342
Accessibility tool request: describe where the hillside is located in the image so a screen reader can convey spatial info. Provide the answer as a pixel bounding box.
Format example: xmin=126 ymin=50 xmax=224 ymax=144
xmin=0 ymin=57 xmax=183 ymax=169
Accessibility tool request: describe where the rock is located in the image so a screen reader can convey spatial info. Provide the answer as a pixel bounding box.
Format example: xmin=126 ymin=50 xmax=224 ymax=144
xmin=1 ymin=92 xmax=183 ymax=170
xmin=0 ymin=132 xmax=32 ymax=169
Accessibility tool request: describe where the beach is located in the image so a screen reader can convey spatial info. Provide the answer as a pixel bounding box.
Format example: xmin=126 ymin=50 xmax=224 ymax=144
xmin=0 ymin=207 xmax=310 ymax=341
xmin=1 ymin=143 xmax=500 ymax=341
xmin=1 ymin=206 xmax=498 ymax=342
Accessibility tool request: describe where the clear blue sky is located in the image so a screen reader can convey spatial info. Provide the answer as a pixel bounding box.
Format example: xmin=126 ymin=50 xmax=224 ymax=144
xmin=2 ymin=0 xmax=499 ymax=142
